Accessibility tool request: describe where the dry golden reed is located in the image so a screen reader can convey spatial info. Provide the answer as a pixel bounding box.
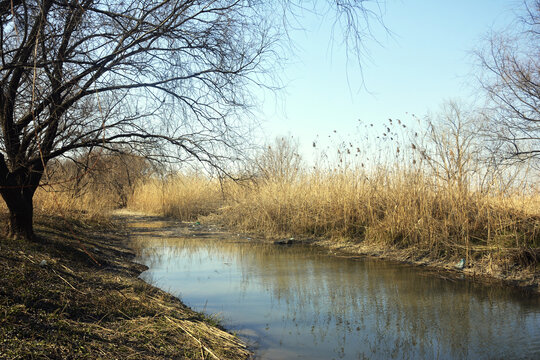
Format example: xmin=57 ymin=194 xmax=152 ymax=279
xmin=27 ymin=135 xmax=539 ymax=264
xmin=128 ymin=175 xmax=224 ymax=220
xmin=32 ymin=184 xmax=118 ymax=220
xmin=123 ymin=164 xmax=539 ymax=262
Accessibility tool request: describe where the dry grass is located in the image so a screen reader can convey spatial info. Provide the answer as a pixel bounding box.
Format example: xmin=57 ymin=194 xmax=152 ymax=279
xmin=226 ymin=170 xmax=538 ymax=251
xmin=33 ymin=185 xmax=117 ymax=220
xmin=122 ymin=165 xmax=540 ymax=266
xmin=27 ymin=136 xmax=540 ymax=269
xmin=128 ymin=175 xmax=224 ymax=220
xmin=23 ymin=152 xmax=153 ymax=221
xmin=0 ymin=213 xmax=250 ymax=360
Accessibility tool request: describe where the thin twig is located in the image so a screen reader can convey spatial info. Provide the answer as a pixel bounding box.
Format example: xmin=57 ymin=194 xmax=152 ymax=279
xmin=51 ymin=269 xmax=86 ymax=293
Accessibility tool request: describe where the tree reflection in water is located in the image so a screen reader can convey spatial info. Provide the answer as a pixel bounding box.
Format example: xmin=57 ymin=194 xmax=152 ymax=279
xmin=133 ymin=223 xmax=540 ymax=360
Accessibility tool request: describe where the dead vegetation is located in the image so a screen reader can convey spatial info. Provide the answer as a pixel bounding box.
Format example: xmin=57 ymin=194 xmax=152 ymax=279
xmin=126 ymin=127 xmax=540 ymax=281
xmin=0 ymin=212 xmax=250 ymax=360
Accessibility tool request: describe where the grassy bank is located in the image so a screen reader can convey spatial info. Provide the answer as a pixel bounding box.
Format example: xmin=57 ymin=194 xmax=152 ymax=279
xmin=0 ymin=212 xmax=250 ymax=359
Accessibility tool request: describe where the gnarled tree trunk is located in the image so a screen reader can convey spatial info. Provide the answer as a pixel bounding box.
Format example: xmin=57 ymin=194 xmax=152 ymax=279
xmin=2 ymin=187 xmax=35 ymax=240
xmin=0 ymin=158 xmax=43 ymax=241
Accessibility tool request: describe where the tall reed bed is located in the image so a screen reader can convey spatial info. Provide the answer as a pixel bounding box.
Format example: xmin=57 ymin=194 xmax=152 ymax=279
xmin=29 ymin=103 xmax=539 ymax=264
xmin=33 ymin=159 xmax=538 ymax=262
xmin=123 ymin=162 xmax=539 ymax=263
xmin=219 ymin=167 xmax=539 ymax=258
xmin=128 ymin=175 xmax=224 ymax=220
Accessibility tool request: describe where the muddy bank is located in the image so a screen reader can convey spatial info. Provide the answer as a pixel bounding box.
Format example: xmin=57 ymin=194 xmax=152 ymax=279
xmin=194 ymin=217 xmax=539 ymax=294
xmin=264 ymin=234 xmax=540 ymax=294
xmin=0 ymin=212 xmax=251 ymax=359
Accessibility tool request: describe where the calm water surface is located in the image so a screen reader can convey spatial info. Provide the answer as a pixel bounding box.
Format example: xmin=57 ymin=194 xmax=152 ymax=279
xmin=133 ymin=224 xmax=540 ymax=360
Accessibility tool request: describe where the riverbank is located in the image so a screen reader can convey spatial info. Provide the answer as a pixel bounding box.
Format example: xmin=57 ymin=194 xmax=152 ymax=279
xmin=0 ymin=212 xmax=251 ymax=359
xmin=127 ymin=170 xmax=540 ymax=294
xmin=311 ymin=237 xmax=540 ymax=294
xmin=219 ymin=228 xmax=540 ymax=294
xmin=128 ymin=210 xmax=540 ymax=360
xmin=121 ymin=208 xmax=540 ymax=295
xmin=2 ymin=208 xmax=534 ymax=360
xmin=189 ymin=215 xmax=540 ymax=294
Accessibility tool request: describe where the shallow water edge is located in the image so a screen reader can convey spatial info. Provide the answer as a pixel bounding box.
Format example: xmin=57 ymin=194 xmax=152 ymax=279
xmin=126 ymin=211 xmax=540 ymax=360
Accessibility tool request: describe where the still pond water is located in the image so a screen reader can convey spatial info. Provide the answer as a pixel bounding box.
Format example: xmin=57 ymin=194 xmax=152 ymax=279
xmin=133 ymin=221 xmax=540 ymax=360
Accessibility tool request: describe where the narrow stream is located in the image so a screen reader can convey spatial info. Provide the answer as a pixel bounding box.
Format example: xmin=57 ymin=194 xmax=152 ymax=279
xmin=131 ymin=218 xmax=540 ymax=359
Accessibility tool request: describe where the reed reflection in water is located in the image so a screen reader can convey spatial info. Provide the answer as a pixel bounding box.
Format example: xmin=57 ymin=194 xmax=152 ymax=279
xmin=135 ymin=236 xmax=540 ymax=360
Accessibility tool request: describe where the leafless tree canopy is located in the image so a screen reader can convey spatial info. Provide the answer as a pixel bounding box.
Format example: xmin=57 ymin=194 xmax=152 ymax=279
xmin=0 ymin=0 xmax=380 ymax=239
xmin=413 ymin=101 xmax=483 ymax=194
xmin=1 ymin=0 xmax=276 ymax=170
xmin=254 ymin=136 xmax=302 ymax=184
xmin=477 ymin=0 xmax=540 ymax=161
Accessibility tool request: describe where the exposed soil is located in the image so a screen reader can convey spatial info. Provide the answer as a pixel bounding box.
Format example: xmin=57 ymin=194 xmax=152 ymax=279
xmin=0 ymin=212 xmax=251 ymax=360
xmin=265 ymin=233 xmax=540 ymax=294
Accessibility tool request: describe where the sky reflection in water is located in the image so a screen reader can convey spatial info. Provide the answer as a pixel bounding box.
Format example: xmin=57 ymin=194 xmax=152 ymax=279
xmin=136 ymin=235 xmax=540 ymax=360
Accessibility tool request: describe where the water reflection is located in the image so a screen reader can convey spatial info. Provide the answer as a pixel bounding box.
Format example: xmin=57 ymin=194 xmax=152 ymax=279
xmin=134 ymin=233 xmax=540 ymax=360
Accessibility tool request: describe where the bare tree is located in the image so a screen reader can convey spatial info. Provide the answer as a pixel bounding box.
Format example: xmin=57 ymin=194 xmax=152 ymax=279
xmin=48 ymin=150 xmax=153 ymax=208
xmin=476 ymin=0 xmax=540 ymax=162
xmin=0 ymin=0 xmax=380 ymax=240
xmin=412 ymin=101 xmax=486 ymax=194
xmin=254 ymin=136 xmax=302 ymax=184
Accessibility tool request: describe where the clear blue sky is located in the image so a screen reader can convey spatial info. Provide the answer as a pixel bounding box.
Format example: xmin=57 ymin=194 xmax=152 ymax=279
xmin=256 ymin=0 xmax=521 ymax=163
